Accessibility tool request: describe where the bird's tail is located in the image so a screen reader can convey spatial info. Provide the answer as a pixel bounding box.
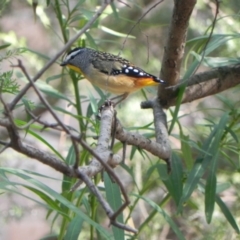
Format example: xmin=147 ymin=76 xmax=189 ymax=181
xmin=153 ymin=76 xmax=165 ymax=84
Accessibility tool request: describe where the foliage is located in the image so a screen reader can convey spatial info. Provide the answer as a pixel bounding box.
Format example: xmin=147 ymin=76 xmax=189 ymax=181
xmin=0 ymin=0 xmax=240 ymax=240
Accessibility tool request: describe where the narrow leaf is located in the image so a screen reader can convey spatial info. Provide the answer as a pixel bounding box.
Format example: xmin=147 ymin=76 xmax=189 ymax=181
xmin=46 ymin=74 xmax=62 ymax=83
xmin=0 ymin=43 xmax=11 ymax=50
xmin=205 ymin=173 xmax=216 ymax=223
xmin=180 ymin=114 xmax=228 ymax=208
xmin=215 ymin=195 xmax=240 ymax=233
xmin=1 ymin=168 xmax=112 ymax=239
xmin=104 ymin=173 xmax=124 ymax=240
xmin=136 ymin=194 xmax=186 ymax=240
xmin=62 ymin=145 xmax=76 ymax=192
xmin=180 ymin=131 xmax=193 ymax=170
xmin=100 ymin=26 xmax=135 ymax=38
xmin=157 ymin=163 xmax=173 ymax=195
xmin=27 ymin=129 xmax=65 ymax=161
xmin=170 ymin=153 xmax=183 ymax=206
xmin=64 ymin=215 xmax=84 ymax=240
xmin=205 ymin=149 xmax=219 ymax=223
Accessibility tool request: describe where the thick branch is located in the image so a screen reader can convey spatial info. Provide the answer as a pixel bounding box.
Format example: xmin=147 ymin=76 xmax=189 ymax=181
xmin=75 ymin=103 xmax=121 ymax=181
xmin=159 ymin=0 xmax=197 ymax=105
xmin=16 ymin=142 xmax=72 ymax=175
xmin=166 ymin=64 xmax=240 ymax=107
xmin=0 ymin=118 xmax=136 ymax=233
xmin=0 ymin=117 xmax=73 ymax=175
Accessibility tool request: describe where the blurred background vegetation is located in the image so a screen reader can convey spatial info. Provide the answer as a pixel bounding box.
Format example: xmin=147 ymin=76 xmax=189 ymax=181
xmin=0 ymin=0 xmax=240 ymax=239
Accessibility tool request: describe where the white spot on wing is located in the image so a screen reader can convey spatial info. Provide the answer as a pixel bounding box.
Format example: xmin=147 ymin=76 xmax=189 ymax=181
xmin=133 ymin=69 xmax=139 ymax=73
xmin=125 ymin=69 xmax=129 ymax=73
xmin=139 ymin=72 xmax=144 ymax=76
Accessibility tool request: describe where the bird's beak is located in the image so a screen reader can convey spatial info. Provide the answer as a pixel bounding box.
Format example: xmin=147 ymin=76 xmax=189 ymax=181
xmin=60 ymin=61 xmax=67 ymax=66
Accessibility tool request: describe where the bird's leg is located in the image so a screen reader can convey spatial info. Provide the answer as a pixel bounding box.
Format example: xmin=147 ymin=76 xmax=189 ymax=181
xmin=97 ymin=99 xmax=114 ymax=119
xmin=97 ymin=93 xmax=128 ymax=119
xmin=110 ymin=92 xmax=129 ymax=106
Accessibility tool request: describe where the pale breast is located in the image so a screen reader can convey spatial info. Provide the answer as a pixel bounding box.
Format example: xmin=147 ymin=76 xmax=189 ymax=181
xmin=86 ymin=71 xmax=140 ymax=94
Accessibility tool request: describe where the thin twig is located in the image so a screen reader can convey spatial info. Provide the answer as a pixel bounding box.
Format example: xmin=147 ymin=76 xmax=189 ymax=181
xmin=0 ymin=142 xmax=10 ymax=154
xmin=119 ymin=0 xmax=164 ymax=56
xmin=26 ymin=108 xmax=77 ymax=132
xmin=77 ymin=169 xmax=137 ymax=233
xmin=13 ymin=60 xmax=82 ymax=170
xmin=192 ymin=0 xmax=220 ymax=77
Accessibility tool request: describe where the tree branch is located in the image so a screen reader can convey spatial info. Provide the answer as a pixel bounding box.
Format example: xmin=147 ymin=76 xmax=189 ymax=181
xmin=166 ymin=64 xmax=240 ymax=107
xmin=115 ymin=116 xmax=171 ymax=170
xmin=158 ymin=0 xmax=197 ymax=105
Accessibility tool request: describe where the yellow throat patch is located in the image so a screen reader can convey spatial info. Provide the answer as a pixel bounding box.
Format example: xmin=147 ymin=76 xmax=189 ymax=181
xmin=67 ymin=64 xmax=82 ymax=74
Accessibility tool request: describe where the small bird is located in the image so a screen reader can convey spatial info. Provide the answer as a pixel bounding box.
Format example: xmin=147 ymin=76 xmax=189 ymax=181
xmin=60 ymin=47 xmax=165 ymax=104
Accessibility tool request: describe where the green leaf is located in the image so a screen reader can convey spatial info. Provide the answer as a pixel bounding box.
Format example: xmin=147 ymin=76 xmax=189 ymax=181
xmin=21 ymin=47 xmax=51 ymax=60
xmin=81 ymin=8 xmax=94 ymax=20
xmin=0 ymin=43 xmax=11 ymax=50
xmin=85 ymin=32 xmax=98 ymax=49
xmin=39 ymin=83 xmax=74 ymax=104
xmin=92 ymin=85 xmax=111 ymax=101
xmin=191 ymin=53 xmax=240 ymax=67
xmin=88 ymin=89 xmax=100 ymax=115
xmin=215 ymin=195 xmax=240 ymax=234
xmin=179 ymin=113 xmax=229 ymax=208
xmin=171 ymin=33 xmax=236 ymax=134
xmin=27 ymin=129 xmax=65 ymax=161
xmin=204 ymin=172 xmax=217 ymax=223
xmin=0 ymin=71 xmax=20 ymax=94
xmin=19 ymin=77 xmax=74 ymax=105
xmin=180 ymin=130 xmax=193 ymax=170
xmin=0 ymin=168 xmax=112 ymax=239
xmin=157 ymin=154 xmax=183 ymax=207
xmin=216 ymin=182 xmax=231 ymax=194
xmin=170 ymin=153 xmax=183 ymax=206
xmin=205 ymin=148 xmax=219 ymax=223
xmin=110 ymin=2 xmax=119 ymax=18
xmin=46 ymin=74 xmax=63 ymax=83
xmin=135 ymin=194 xmax=186 ymax=240
xmin=130 ymin=146 xmax=137 ymax=160
xmin=157 ymin=163 xmax=174 ymax=193
xmin=104 ymin=172 xmax=124 ymax=240
xmin=168 ymin=90 xmax=186 ymax=135
xmin=62 ymin=145 xmax=76 ymax=192
xmin=25 ymin=186 xmax=69 ymax=218
xmin=64 ymin=215 xmax=84 ymax=240
xmin=100 ymin=26 xmax=135 ymax=38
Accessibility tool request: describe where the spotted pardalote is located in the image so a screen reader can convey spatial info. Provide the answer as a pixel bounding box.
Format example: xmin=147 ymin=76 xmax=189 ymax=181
xmin=60 ymin=47 xmax=165 ymax=104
